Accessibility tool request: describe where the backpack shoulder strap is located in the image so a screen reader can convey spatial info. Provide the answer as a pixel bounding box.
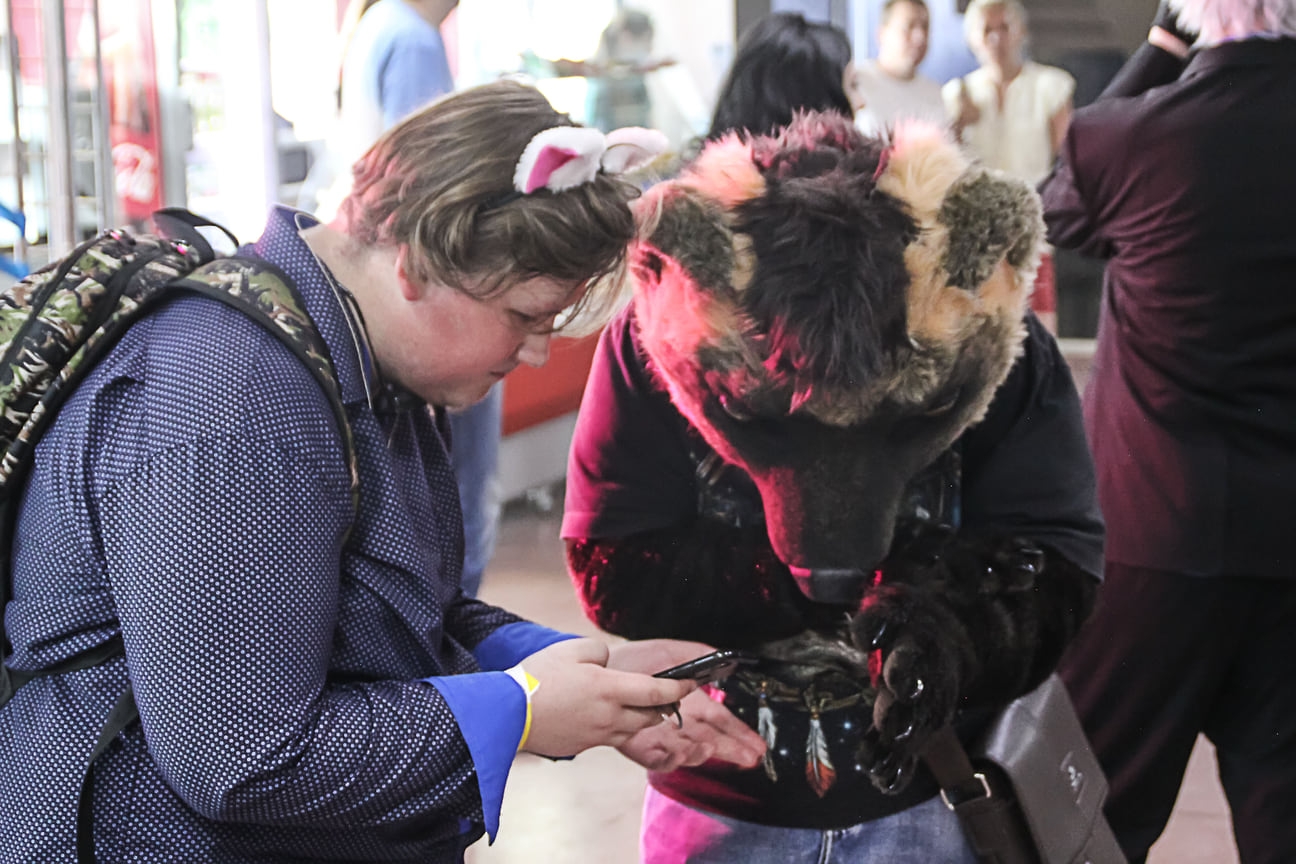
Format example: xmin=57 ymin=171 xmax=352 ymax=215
xmin=0 ymin=246 xmax=359 ymax=709
xmin=170 ymin=257 xmax=361 ymax=514
xmin=0 ymin=230 xmax=209 ymax=708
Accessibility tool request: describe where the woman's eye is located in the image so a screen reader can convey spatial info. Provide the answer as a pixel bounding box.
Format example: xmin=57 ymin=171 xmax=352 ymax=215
xmin=512 ymin=311 xmax=555 ymax=333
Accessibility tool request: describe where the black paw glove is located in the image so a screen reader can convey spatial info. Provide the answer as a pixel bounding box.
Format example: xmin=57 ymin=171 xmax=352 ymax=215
xmin=847 ymin=529 xmax=1096 ymax=796
xmin=849 ymin=583 xmax=975 ymax=794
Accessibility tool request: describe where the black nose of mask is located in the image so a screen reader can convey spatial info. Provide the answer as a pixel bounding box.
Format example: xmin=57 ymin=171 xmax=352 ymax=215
xmin=788 ymin=565 xmax=869 ymax=605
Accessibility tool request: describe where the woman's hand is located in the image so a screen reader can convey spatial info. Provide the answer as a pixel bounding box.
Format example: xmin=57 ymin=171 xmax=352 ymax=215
xmin=518 ymin=638 xmax=697 ymax=758
xmin=617 ymin=687 xmax=767 ymax=772
xmin=1149 ymin=0 xmax=1197 ymax=58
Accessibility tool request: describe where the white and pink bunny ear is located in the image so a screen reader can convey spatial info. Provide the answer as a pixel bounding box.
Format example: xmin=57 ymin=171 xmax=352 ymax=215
xmin=508 ymin=125 xmax=671 ymax=198
xmin=513 ymin=127 xmax=607 ymax=193
xmin=601 ymin=127 xmax=670 ymax=175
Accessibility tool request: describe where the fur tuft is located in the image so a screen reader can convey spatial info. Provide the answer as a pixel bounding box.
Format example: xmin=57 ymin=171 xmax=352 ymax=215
xmin=876 ymin=120 xmax=969 ymax=223
xmin=737 ymin=113 xmax=918 ymax=400
xmin=683 ymin=134 xmax=767 ymax=209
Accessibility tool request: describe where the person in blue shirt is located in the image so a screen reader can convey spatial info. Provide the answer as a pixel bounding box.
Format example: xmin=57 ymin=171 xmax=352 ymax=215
xmin=0 ymin=80 xmax=761 ymax=864
xmin=338 ymin=0 xmax=456 ymax=151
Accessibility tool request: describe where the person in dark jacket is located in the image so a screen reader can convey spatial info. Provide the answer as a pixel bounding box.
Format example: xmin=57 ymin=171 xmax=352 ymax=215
xmin=1041 ymin=2 xmax=1296 ymax=861
xmin=564 ymin=110 xmax=1104 ymax=862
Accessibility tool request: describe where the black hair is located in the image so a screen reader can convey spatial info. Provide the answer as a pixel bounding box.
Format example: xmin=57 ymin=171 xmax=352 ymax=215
xmin=706 ymin=13 xmax=854 ymax=142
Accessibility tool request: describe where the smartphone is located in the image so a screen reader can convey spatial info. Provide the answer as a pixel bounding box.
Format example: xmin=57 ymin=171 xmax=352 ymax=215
xmin=653 ymin=649 xmax=758 ymax=683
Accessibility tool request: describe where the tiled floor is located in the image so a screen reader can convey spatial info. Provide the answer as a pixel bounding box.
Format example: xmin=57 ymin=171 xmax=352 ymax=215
xmin=467 ymin=504 xmax=1239 ymax=863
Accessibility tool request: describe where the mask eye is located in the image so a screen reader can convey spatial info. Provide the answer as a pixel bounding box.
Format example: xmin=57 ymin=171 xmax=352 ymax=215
xmin=719 ymin=392 xmax=754 ymax=422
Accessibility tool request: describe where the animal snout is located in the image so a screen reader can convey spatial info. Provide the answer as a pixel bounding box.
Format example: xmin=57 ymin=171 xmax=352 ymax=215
xmin=788 ymin=566 xmax=870 ymax=605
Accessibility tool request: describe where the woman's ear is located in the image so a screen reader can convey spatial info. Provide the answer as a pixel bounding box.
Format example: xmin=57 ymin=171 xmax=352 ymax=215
xmin=394 ymin=244 xmax=423 ymax=302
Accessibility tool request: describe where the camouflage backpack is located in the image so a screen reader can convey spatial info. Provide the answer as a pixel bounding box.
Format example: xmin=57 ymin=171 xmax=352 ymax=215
xmin=0 ymin=208 xmax=359 ymax=746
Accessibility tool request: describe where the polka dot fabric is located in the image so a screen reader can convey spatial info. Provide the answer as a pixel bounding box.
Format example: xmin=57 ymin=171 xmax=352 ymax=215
xmin=1 ymin=207 xmax=525 ymax=862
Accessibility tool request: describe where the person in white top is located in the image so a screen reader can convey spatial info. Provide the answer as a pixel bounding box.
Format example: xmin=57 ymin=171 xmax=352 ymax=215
xmin=850 ymin=0 xmax=946 ymax=136
xmin=943 ymin=0 xmax=1074 ymax=187
xmin=944 ymin=0 xmax=1073 ymax=333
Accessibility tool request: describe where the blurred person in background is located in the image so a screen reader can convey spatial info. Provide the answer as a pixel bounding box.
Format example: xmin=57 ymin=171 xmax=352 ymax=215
xmin=852 ymin=0 xmax=945 ymax=136
xmin=584 ymin=9 xmax=673 ymax=132
xmin=1042 ymin=1 xmax=1296 ymax=860
xmin=944 ymin=0 xmax=1072 ymax=332
xmin=944 ymin=0 xmax=1073 ymax=186
xmin=705 ymin=12 xmax=855 ymax=143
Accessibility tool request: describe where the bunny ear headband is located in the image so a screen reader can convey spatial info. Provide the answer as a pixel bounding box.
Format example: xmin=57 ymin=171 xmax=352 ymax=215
xmin=490 ymin=126 xmax=669 ymax=207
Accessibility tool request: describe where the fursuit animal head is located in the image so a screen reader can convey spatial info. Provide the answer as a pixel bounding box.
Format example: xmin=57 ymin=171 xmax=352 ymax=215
xmin=630 ymin=112 xmax=1043 ymax=604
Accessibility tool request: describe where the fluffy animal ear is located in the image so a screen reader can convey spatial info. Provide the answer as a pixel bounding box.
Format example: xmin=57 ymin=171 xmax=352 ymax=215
xmin=939 ymin=170 xmax=1045 ymax=294
xmin=634 ymin=182 xmax=738 ymax=298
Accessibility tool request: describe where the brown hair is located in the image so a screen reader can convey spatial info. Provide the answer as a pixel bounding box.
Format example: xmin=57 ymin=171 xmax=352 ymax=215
xmin=340 ymin=79 xmax=640 ymax=331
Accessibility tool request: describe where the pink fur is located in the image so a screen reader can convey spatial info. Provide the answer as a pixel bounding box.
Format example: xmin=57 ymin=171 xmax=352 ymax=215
xmin=633 ymin=244 xmax=726 ymax=359
xmin=682 ymin=135 xmax=766 ymax=208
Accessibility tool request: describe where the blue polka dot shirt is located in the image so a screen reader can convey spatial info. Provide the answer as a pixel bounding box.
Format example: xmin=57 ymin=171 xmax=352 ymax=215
xmin=0 ymin=206 xmax=572 ymax=862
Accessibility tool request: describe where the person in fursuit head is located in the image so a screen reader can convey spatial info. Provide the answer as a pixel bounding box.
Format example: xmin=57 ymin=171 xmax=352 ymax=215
xmin=562 ymin=109 xmax=1103 ymax=861
xmin=0 ymin=80 xmax=756 ymax=863
xmin=1043 ymin=1 xmax=1296 ymax=861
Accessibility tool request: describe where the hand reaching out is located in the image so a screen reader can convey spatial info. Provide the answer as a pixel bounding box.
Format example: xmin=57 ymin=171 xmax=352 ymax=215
xmin=617 ymin=687 xmax=766 ymax=772
xmin=1150 ymin=0 xmax=1198 ymax=57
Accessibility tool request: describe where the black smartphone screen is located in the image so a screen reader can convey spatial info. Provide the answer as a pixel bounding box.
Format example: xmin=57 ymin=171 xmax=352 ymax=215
xmin=653 ymin=649 xmax=757 ymax=682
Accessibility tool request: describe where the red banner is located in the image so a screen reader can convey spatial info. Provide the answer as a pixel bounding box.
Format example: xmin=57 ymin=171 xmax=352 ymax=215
xmin=101 ymin=0 xmax=164 ymax=222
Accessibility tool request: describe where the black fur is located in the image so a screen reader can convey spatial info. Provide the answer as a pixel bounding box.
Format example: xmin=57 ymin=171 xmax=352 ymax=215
xmin=849 ymin=530 xmax=1098 ymax=792
xmin=736 ymin=117 xmax=917 ymax=399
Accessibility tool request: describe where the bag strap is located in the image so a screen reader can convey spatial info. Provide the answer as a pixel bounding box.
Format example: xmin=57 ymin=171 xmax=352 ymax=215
xmin=172 ymin=259 xmax=360 ymax=513
xmin=0 ymin=242 xmax=358 ymax=859
xmin=152 ymin=207 xmax=241 ymax=261
xmin=76 ymin=683 xmax=138 ymax=863
xmin=921 ymin=725 xmax=1041 ymax=864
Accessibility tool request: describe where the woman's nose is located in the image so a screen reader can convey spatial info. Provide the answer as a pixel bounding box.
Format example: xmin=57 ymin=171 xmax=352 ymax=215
xmin=517 ymin=331 xmax=552 ymax=368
